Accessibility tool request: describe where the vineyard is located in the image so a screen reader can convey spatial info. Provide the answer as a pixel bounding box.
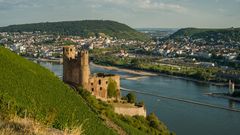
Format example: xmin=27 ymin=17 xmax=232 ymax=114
xmin=0 ymin=47 xmax=116 ymax=135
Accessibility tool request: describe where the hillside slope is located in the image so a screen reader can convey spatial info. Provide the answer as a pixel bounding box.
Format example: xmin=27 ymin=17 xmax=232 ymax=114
xmin=169 ymin=27 xmax=240 ymax=42
xmin=0 ymin=47 xmax=116 ymax=135
xmin=0 ymin=20 xmax=150 ymax=41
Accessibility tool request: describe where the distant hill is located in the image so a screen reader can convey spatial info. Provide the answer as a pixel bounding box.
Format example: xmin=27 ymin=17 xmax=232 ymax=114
xmin=0 ymin=47 xmax=116 ymax=135
xmin=0 ymin=20 xmax=150 ymax=41
xmin=169 ymin=27 xmax=240 ymax=42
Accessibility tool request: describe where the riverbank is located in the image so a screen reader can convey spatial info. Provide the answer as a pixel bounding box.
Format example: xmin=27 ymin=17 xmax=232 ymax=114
xmin=25 ymin=57 xmax=62 ymax=63
xmin=37 ymin=58 xmax=62 ymax=63
xmin=90 ymin=62 xmax=158 ymax=76
xmin=27 ymin=57 xmax=231 ymax=87
xmin=91 ymin=62 xmax=229 ymax=87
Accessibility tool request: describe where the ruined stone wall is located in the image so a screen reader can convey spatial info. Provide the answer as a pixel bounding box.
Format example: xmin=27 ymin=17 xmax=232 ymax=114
xmin=89 ymin=75 xmax=120 ymax=99
xmin=89 ymin=77 xmax=108 ymax=98
xmin=63 ymin=45 xmax=120 ymax=100
xmin=114 ymin=106 xmax=147 ymax=117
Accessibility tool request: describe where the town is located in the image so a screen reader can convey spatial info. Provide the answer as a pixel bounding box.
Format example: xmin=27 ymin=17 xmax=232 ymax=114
xmin=0 ymin=31 xmax=145 ymax=59
xmin=1 ymin=31 xmax=239 ymax=64
xmin=1 ymin=31 xmax=239 ymax=83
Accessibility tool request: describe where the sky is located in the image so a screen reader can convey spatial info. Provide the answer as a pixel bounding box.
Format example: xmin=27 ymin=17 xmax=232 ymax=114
xmin=0 ymin=0 xmax=239 ymax=28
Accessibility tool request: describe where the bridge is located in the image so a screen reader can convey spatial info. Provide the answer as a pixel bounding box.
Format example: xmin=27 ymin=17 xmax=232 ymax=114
xmin=121 ymin=87 xmax=240 ymax=113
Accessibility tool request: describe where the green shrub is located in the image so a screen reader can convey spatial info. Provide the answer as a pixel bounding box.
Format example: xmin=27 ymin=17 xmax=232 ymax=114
xmin=126 ymin=92 xmax=136 ymax=103
xmin=107 ymin=78 xmax=117 ymax=98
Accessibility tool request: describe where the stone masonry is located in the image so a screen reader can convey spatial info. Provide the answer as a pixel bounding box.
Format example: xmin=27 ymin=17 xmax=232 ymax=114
xmin=63 ymin=45 xmax=120 ymax=99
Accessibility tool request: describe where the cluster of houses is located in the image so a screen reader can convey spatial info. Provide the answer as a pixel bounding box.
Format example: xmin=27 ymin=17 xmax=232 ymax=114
xmin=1 ymin=31 xmax=239 ymax=69
xmin=0 ymin=32 xmax=145 ymax=59
xmin=153 ymin=38 xmax=239 ymax=61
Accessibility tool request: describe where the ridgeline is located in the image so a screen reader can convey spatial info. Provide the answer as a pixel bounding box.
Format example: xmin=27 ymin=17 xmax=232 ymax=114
xmin=169 ymin=27 xmax=240 ymax=42
xmin=0 ymin=20 xmax=150 ymax=41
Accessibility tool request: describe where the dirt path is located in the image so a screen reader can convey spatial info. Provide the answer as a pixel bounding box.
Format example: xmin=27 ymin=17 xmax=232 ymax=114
xmin=102 ymin=116 xmax=127 ymax=135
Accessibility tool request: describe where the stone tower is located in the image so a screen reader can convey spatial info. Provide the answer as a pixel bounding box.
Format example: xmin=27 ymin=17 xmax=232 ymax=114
xmin=62 ymin=45 xmax=120 ymax=100
xmin=79 ymin=50 xmax=90 ymax=89
xmin=62 ymin=45 xmax=90 ymax=89
xmin=63 ymin=45 xmax=76 ymax=83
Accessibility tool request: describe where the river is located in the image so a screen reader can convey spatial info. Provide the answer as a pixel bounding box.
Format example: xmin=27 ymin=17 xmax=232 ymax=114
xmin=38 ymin=61 xmax=240 ymax=135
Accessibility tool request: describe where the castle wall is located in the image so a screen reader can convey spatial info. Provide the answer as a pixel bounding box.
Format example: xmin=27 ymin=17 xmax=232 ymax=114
xmin=63 ymin=46 xmax=120 ymax=100
xmin=89 ymin=75 xmax=120 ymax=99
xmin=63 ymin=46 xmax=89 ymax=88
xmin=63 ymin=59 xmax=80 ymax=85
xmin=114 ymin=106 xmax=147 ymax=117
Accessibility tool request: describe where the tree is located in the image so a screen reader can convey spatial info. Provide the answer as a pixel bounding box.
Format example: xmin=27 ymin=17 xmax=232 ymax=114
xmin=126 ymin=92 xmax=136 ymax=103
xmin=147 ymin=113 xmax=162 ymax=130
xmin=107 ymin=78 xmax=117 ymax=98
xmin=131 ymin=58 xmax=142 ymax=68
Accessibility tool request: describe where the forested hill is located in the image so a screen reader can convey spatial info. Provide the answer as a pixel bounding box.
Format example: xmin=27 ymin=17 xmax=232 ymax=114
xmin=169 ymin=27 xmax=240 ymax=42
xmin=0 ymin=20 xmax=150 ymax=41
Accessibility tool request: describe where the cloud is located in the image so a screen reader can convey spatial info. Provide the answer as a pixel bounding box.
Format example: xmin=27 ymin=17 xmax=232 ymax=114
xmin=136 ymin=0 xmax=187 ymax=12
xmin=0 ymin=0 xmax=40 ymax=11
xmin=0 ymin=0 xmax=187 ymax=13
xmin=87 ymin=0 xmax=186 ymax=13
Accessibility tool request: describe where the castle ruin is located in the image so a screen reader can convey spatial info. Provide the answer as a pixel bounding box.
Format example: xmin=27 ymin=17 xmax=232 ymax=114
xmin=63 ymin=45 xmax=120 ymax=99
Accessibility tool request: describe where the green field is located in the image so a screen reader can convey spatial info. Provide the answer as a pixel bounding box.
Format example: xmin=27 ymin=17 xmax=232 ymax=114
xmin=0 ymin=47 xmax=117 ymax=135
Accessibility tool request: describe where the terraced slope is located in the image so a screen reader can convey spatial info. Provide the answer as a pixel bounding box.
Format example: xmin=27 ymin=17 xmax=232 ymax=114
xmin=0 ymin=47 xmax=116 ymax=135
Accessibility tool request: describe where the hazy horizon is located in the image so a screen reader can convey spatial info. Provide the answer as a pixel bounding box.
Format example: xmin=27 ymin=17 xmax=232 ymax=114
xmin=0 ymin=0 xmax=239 ymax=28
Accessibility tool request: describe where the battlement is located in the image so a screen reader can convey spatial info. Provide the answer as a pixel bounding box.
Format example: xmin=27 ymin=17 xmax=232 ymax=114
xmin=63 ymin=46 xmax=89 ymax=61
xmin=79 ymin=50 xmax=88 ymax=56
xmin=63 ymin=45 xmax=76 ymax=60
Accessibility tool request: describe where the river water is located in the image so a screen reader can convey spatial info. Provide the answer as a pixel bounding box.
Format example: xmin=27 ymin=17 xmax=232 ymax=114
xmin=38 ymin=61 xmax=240 ymax=135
